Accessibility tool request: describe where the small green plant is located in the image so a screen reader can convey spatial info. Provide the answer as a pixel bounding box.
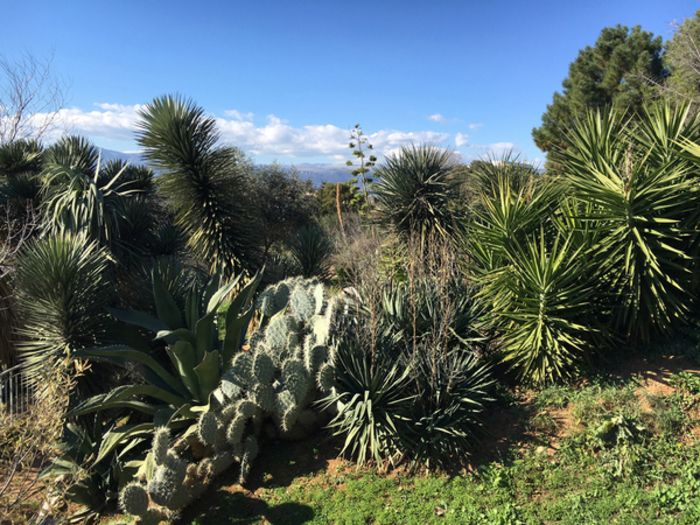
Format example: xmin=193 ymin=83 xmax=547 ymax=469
xmin=588 ymin=413 xmax=647 ymax=478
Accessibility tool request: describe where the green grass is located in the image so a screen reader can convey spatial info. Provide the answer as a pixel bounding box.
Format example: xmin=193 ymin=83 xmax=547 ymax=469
xmin=175 ymin=356 xmax=700 ymax=525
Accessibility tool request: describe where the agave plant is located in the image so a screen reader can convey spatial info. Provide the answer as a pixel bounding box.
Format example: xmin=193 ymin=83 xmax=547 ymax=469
xmin=324 ymin=271 xmax=495 ymax=466
xmin=69 ymin=268 xmax=261 ymax=465
xmin=373 ymin=145 xmax=461 ymax=243
xmin=41 ymin=418 xmax=133 ymax=523
xmin=15 ymin=232 xmax=112 ymax=384
xmin=406 ymin=348 xmax=494 ymax=469
xmin=322 ymin=331 xmax=415 ymax=466
xmin=137 ymin=95 xmax=256 ymax=276
xmin=558 ymin=105 xmax=700 ymax=341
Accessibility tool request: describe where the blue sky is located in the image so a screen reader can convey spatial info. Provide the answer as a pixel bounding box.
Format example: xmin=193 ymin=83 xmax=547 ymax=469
xmin=2 ymin=0 xmax=698 ymax=167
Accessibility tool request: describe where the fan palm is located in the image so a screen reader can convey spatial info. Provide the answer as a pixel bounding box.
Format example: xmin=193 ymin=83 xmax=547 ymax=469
xmin=0 ymin=139 xmax=44 ymax=227
xmin=137 ymin=95 xmax=256 ymax=275
xmin=46 ymin=135 xmax=99 ymax=174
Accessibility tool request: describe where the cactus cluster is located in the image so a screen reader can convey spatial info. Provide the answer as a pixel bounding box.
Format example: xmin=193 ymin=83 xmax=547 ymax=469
xmin=119 ymin=278 xmax=340 ymax=522
xmin=213 ymin=278 xmax=339 ymax=435
xmin=118 ymin=428 xmax=203 ymax=521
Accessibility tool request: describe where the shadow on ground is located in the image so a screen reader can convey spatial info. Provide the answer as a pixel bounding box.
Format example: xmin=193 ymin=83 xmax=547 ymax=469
xmin=181 ymin=491 xmax=314 ymax=525
xmin=179 ymin=434 xmax=339 ymax=524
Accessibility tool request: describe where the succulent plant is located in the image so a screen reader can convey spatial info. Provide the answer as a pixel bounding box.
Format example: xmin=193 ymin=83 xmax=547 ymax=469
xmin=118 ymin=277 xmax=343 ymax=520
xmin=119 ymin=482 xmax=149 ymax=516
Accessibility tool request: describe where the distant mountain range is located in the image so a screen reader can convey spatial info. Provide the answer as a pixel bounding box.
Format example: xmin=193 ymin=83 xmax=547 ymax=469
xmin=98 ymin=149 xmax=352 ymax=186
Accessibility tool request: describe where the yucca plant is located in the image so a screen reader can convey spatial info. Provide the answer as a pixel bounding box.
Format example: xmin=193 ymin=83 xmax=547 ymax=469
xmin=465 ymin=153 xmax=541 ymax=200
xmin=468 ymin=169 xmax=560 ymax=285
xmin=15 ymin=233 xmax=112 ymax=384
xmin=479 ymin=231 xmax=601 ymax=384
xmin=70 ymin=268 xmax=261 ymax=466
xmin=137 ymin=95 xmax=256 ymax=276
xmin=288 ymin=224 xmax=333 ymax=279
xmin=558 ymin=105 xmax=700 ymax=342
xmin=41 ymin=144 xmax=142 ymax=251
xmin=373 ymin=145 xmax=460 ymax=244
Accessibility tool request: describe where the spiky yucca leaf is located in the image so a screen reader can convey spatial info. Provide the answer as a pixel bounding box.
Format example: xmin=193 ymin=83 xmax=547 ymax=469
xmin=15 ymin=233 xmax=111 ymax=383
xmin=465 ymin=153 xmax=541 ymax=199
xmin=373 ymin=145 xmax=460 ymax=242
xmin=468 ymin=169 xmax=560 ymax=297
xmin=407 ymin=349 xmax=494 ymax=469
xmin=322 ymin=335 xmax=415 ymax=466
xmin=136 ymin=95 xmax=255 ymax=275
xmin=560 ymin=106 xmax=700 ymax=341
xmin=41 ymin=154 xmax=141 ymax=249
xmin=489 ymin=233 xmax=600 ymax=384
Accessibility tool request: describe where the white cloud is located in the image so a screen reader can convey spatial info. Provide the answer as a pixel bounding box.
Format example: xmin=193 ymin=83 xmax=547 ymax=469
xmin=32 ymin=103 xmax=142 ymax=142
xmin=13 ymin=102 xmax=516 ymax=165
xmin=427 ymin=113 xmax=446 ymax=123
xmin=484 ymin=142 xmax=515 ymax=156
xmin=455 ymin=132 xmax=469 ymax=148
xmin=468 ymin=122 xmax=484 ymax=130
xmin=223 ymin=109 xmax=254 ymax=121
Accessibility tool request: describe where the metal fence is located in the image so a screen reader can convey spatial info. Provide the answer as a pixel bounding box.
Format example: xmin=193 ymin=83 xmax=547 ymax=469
xmin=0 ymin=364 xmax=32 ymax=414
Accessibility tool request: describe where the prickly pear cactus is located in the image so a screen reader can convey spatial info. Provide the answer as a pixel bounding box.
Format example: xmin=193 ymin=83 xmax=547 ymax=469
xmin=120 ymin=278 xmax=342 ymax=522
xmin=208 ymin=277 xmax=339 ymax=441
